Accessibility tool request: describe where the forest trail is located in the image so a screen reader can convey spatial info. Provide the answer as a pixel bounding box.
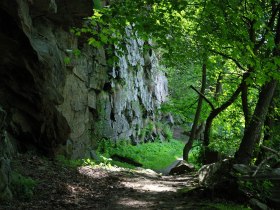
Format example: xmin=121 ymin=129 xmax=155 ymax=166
xmin=0 ymin=154 xmax=211 ymax=210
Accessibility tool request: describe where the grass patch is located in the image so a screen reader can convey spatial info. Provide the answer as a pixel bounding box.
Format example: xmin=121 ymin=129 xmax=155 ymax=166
xmin=97 ymin=139 xmax=184 ymax=170
xmin=56 ymin=139 xmax=185 ymax=171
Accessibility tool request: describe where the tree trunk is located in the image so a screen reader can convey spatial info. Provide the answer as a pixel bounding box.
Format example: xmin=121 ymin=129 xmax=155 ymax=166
xmin=234 ymin=79 xmax=278 ymax=164
xmin=183 ymin=63 xmax=206 ymax=161
xmin=214 ymin=72 xmax=223 ymax=100
xmin=195 ymin=121 xmax=205 ymax=140
xmin=241 ymin=83 xmax=251 ymax=130
xmin=203 ymin=80 xmax=245 ymax=146
xmin=255 ymin=101 xmax=275 ymax=165
xmin=235 ymin=10 xmax=280 ymax=164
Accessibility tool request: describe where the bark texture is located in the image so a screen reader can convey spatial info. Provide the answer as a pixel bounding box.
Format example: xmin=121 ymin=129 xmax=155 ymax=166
xmin=234 ymin=80 xmax=277 ymax=164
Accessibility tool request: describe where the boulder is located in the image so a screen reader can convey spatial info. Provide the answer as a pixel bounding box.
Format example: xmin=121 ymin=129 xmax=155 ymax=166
xmin=198 ymin=161 xmax=223 ymax=186
xmin=233 ymin=164 xmax=252 ymax=175
xmin=197 ymin=159 xmax=244 ymax=201
xmin=169 ymin=161 xmax=195 ymax=175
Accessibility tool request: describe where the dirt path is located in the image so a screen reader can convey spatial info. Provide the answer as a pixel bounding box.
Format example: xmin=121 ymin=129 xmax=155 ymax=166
xmin=0 ymin=154 xmax=206 ymax=210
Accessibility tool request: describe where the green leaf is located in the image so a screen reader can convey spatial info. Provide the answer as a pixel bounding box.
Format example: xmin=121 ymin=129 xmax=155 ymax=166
xmin=100 ymin=33 xmax=108 ymax=44
xmin=88 ymin=37 xmax=102 ymax=48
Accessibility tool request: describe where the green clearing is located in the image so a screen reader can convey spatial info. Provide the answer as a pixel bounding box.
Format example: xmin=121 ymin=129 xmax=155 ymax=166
xmin=56 ymin=138 xmax=188 ymax=171
xmin=97 ymin=139 xmax=185 ymax=170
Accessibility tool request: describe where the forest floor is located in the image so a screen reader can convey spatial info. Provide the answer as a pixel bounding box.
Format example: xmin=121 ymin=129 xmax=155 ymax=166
xmin=1 ymin=154 xmax=237 ymax=210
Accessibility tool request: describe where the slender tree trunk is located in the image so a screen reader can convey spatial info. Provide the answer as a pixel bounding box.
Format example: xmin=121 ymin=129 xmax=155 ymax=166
xmin=255 ymin=84 xmax=279 ymax=165
xmin=234 ymin=80 xmax=278 ymax=164
xmin=203 ymin=80 xmax=245 ymax=146
xmin=235 ymin=8 xmax=280 ymax=164
xmin=183 ymin=63 xmax=206 ymax=161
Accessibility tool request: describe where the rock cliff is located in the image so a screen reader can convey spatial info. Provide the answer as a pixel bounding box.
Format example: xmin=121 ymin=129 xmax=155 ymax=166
xmin=0 ymin=0 xmax=168 ymax=159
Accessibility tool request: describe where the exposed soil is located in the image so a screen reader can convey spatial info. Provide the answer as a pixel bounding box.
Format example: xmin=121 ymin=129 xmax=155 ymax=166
xmin=0 ymin=154 xmax=213 ymax=210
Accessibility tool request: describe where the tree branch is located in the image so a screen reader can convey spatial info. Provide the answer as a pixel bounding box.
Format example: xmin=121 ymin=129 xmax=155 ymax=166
xmin=255 ymin=3 xmax=280 ymax=51
xmin=209 ymin=49 xmax=247 ymax=71
xmin=252 ymin=154 xmax=275 ymax=177
xmin=260 ymin=145 xmax=280 ymax=156
xmin=190 ymin=85 xmax=215 ymax=110
xmin=252 ymin=145 xmax=280 ymax=177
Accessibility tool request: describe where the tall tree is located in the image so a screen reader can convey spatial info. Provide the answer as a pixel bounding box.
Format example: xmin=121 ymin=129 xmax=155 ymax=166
xmin=194 ymin=0 xmax=280 ymax=164
xmin=235 ymin=2 xmax=280 ymax=164
xmin=183 ymin=63 xmax=207 ymax=161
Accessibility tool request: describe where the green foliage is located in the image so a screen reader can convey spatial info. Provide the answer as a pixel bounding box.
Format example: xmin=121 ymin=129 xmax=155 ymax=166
xmin=96 ymin=138 xmax=184 ymax=170
xmin=210 ymin=107 xmax=244 ymax=157
xmin=98 ymin=155 xmax=112 ymax=167
xmin=141 ymin=121 xmax=155 ymax=138
xmin=139 ymin=121 xmax=174 ymax=142
xmin=161 ymin=65 xmax=205 ymax=124
xmin=162 ymin=124 xmax=173 ymax=140
xmin=10 ymin=172 xmax=38 ymax=201
xmin=188 ymin=140 xmax=203 ymax=168
xmin=72 ymin=49 xmax=81 ymax=57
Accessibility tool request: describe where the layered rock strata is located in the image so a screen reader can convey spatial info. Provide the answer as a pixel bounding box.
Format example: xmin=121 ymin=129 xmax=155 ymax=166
xmin=0 ymin=0 xmax=168 ymax=158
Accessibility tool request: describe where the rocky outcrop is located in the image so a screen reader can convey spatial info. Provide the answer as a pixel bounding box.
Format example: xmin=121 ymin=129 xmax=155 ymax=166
xmin=0 ymin=0 xmax=168 ymax=158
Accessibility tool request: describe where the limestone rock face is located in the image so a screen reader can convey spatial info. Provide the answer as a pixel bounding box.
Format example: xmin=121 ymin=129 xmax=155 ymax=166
xmin=0 ymin=0 xmax=168 ymax=158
